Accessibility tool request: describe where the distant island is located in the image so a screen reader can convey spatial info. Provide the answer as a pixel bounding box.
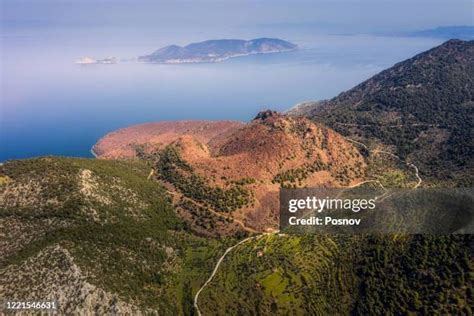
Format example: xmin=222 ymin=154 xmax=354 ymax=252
xmin=138 ymin=38 xmax=297 ymax=64
xmin=75 ymin=56 xmax=117 ymax=65
xmin=396 ymin=26 xmax=474 ymax=40
xmin=411 ymin=26 xmax=474 ymax=39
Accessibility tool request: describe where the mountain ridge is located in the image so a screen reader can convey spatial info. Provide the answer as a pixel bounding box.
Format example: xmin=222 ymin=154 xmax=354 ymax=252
xmin=289 ymin=39 xmax=474 ymax=183
xmin=2 ymin=39 xmax=473 ymax=315
xmin=94 ymin=111 xmax=367 ymax=233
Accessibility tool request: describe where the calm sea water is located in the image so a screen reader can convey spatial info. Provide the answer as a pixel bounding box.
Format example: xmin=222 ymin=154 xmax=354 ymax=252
xmin=0 ymin=31 xmax=442 ymax=161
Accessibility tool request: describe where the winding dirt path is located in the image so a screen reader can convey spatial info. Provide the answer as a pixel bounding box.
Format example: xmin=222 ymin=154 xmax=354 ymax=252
xmin=193 ymin=235 xmax=263 ymax=316
xmin=146 ymin=169 xmax=155 ymax=180
xmin=191 ymin=135 xmax=425 ymax=315
xmin=345 ymin=138 xmax=423 ymax=188
xmin=371 ymin=149 xmax=422 ymax=188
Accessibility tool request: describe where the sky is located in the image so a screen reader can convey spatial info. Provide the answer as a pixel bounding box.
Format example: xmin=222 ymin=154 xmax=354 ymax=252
xmin=0 ymin=0 xmax=472 ymax=161
xmin=2 ymin=0 xmax=473 ymax=38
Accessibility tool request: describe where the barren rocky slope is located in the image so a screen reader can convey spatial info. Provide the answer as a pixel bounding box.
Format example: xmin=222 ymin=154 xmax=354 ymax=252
xmin=2 ymin=40 xmax=473 ymax=315
xmin=93 ymin=120 xmax=244 ymax=159
xmin=94 ymin=111 xmax=366 ymax=233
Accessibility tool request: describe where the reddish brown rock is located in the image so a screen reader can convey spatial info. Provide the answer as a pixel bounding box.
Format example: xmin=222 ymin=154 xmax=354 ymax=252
xmin=93 ymin=120 xmax=244 ymax=159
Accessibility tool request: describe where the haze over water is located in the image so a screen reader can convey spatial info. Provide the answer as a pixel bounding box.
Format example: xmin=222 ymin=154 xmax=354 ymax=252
xmin=1 ymin=0 xmax=471 ymax=161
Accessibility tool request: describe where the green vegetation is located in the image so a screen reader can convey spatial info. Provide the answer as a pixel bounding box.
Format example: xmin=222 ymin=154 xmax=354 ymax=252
xmin=230 ymin=177 xmax=256 ymax=186
xmin=272 ymin=156 xmax=328 ymax=187
xmin=177 ymin=198 xmax=248 ymax=238
xmin=1 ymin=153 xmax=472 ymax=314
xmin=199 ymin=235 xmax=355 ymax=315
xmin=309 ymin=39 xmax=473 ymax=183
xmin=155 ymin=145 xmax=252 ymax=212
xmin=354 ymin=235 xmax=473 ymax=315
xmin=0 ymin=157 xmax=162 ymax=221
xmin=179 ymin=198 xmax=231 ymax=230
xmin=199 ymin=234 xmax=473 ymax=315
xmin=0 ymin=157 xmax=233 ymax=314
xmin=364 ymin=152 xmax=417 ymax=188
xmin=273 ymin=155 xmax=364 ymax=188
xmin=2 ymin=40 xmax=473 ymax=315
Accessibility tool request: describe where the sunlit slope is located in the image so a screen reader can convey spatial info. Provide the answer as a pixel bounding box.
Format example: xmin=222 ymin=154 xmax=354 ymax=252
xmin=293 ymin=39 xmax=474 ymax=183
xmin=96 ymin=111 xmax=367 ymax=233
xmin=0 ymin=157 xmax=230 ymax=314
xmin=198 ymin=234 xmax=473 ymax=315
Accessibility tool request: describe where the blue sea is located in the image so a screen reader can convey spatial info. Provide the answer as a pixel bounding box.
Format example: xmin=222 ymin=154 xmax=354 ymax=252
xmin=1 ymin=29 xmax=443 ymax=161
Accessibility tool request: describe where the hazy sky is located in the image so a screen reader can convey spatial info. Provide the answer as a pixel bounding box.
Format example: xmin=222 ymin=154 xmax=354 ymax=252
xmin=2 ymin=0 xmax=472 ymax=37
xmin=1 ymin=0 xmax=470 ymax=161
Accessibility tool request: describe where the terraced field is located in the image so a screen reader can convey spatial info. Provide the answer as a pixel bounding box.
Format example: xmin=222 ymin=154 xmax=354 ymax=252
xmin=197 ymin=234 xmax=473 ymax=315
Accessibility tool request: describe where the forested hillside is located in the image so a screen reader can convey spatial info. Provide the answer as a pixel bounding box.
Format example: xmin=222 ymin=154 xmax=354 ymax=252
xmin=1 ymin=40 xmax=473 ymax=315
xmin=297 ymin=39 xmax=473 ymax=183
xmin=0 ymin=158 xmax=231 ymax=314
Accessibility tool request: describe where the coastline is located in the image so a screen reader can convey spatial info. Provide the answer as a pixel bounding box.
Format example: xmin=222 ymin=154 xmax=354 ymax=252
xmin=90 ymin=146 xmax=98 ymax=158
xmin=140 ymin=48 xmax=297 ymax=64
